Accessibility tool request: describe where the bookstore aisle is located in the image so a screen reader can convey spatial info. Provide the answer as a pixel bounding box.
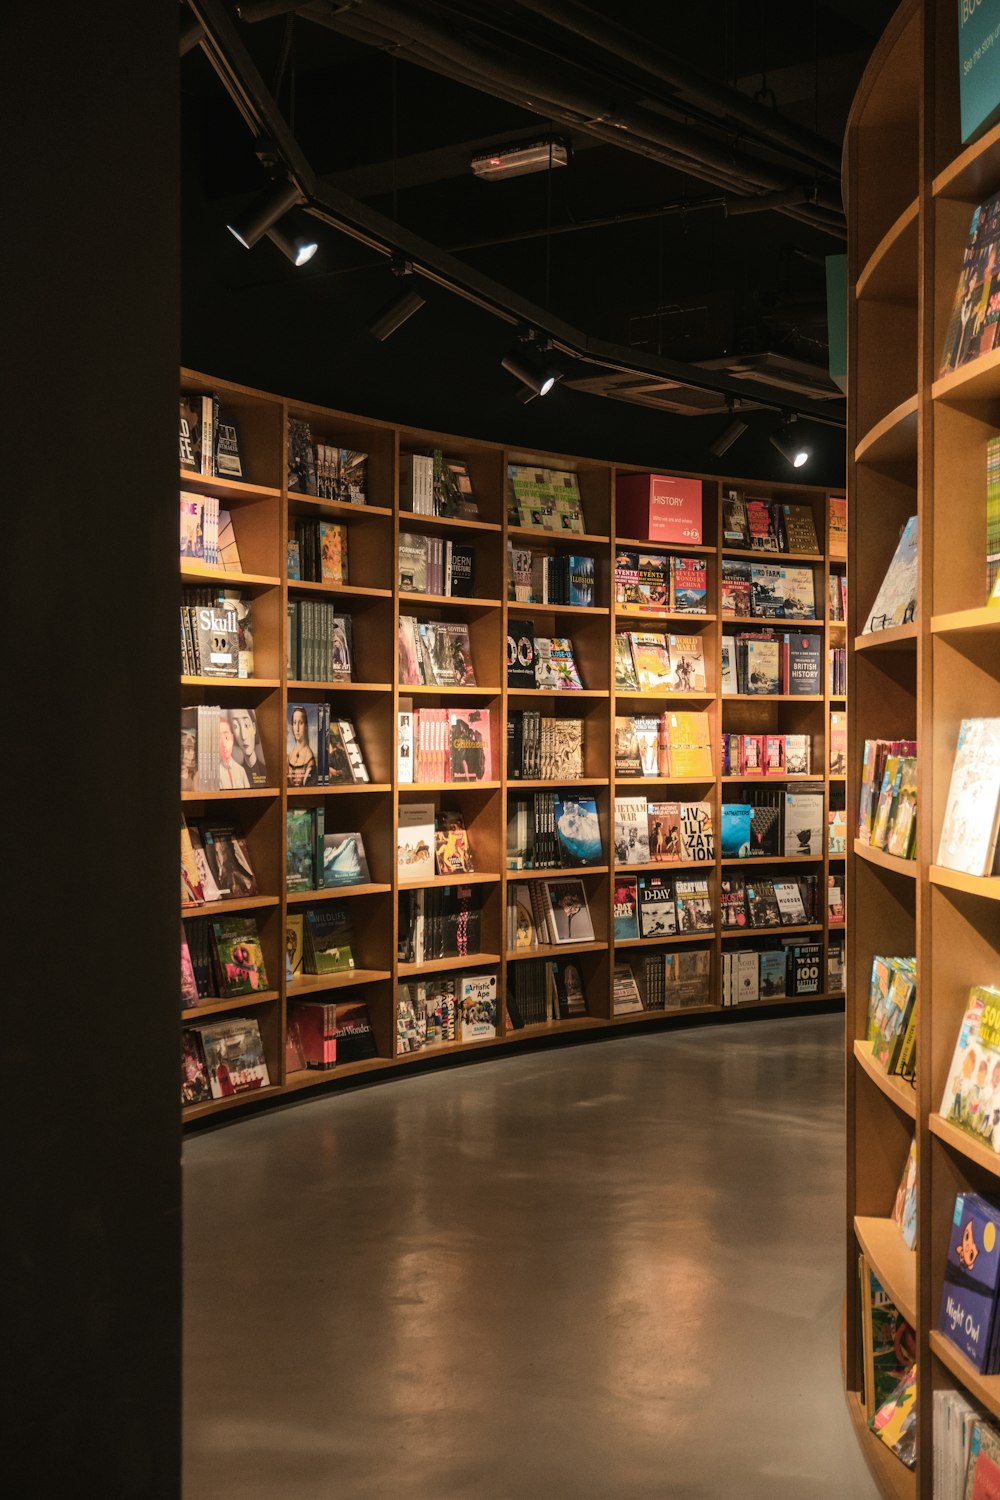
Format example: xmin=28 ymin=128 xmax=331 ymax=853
xmin=184 ymin=1015 xmax=878 ymax=1500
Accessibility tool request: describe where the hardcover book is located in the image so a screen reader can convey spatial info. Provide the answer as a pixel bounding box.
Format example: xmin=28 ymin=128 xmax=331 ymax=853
xmin=544 ymin=879 xmax=595 ymax=943
xmin=334 ymin=1000 xmax=378 ymax=1062
xmin=780 ymin=566 xmax=816 ymax=619
xmin=678 ymin=801 xmax=714 ymax=862
xmin=647 ymin=803 xmax=682 ymax=862
xmin=938 ymin=1191 xmax=1000 ymax=1372
xmin=936 ymin=718 xmax=1000 ymax=877
xmin=671 ymin=556 xmax=707 ymax=613
xmin=398 ymin=802 xmax=436 ymax=881
xmin=322 ymin=831 xmax=371 ymax=887
xmin=507 ymin=620 xmax=536 ymax=689
xmin=534 ymin=636 xmax=583 ymax=690
xmin=721 ymin=804 xmax=753 ymax=858
xmin=863 ymin=516 xmax=918 ymax=634
xmin=303 ymin=907 xmax=356 ymax=974
xmin=663 ymin=711 xmax=713 ymax=778
xmin=613 ymin=876 xmax=639 ymax=939
xmin=720 ymin=558 xmax=752 ymax=616
xmin=637 ymin=875 xmax=676 ymax=937
xmin=211 ymin=918 xmax=269 ymax=996
xmin=627 ymin=632 xmax=672 ymax=692
xmin=287 ymin=703 xmax=321 ymax=787
xmin=196 ymin=1016 xmax=270 ymax=1098
xmin=613 ymin=964 xmax=644 ymax=1014
xmin=614 ymin=717 xmax=643 ymax=778
xmin=666 ymin=635 xmax=706 ymax=693
xmin=614 ymin=634 xmax=640 ymax=691
xmin=750 ymin=563 xmax=784 ymax=618
xmin=450 ymin=709 xmax=491 ymax=781
xmin=553 ymin=797 xmax=602 ymax=866
xmin=614 ymin=797 xmax=651 ymax=865
xmin=673 ymin=876 xmax=713 ymax=932
xmin=939 ymin=988 xmax=1000 ymax=1152
xmin=181 ymin=1029 xmax=212 ymax=1104
xmin=783 ymin=789 xmax=824 ymax=856
xmin=435 ymin=811 xmax=475 ymax=876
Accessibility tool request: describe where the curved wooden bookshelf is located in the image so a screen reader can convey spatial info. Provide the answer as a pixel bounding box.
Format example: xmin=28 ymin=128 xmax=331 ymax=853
xmin=854 ymin=395 xmax=919 ymax=464
xmin=932 ymin=120 xmax=1000 ymax=200
xmin=853 ymin=840 xmax=917 ymax=879
xmin=929 ymin=1115 xmax=1000 ymax=1178
xmin=857 ymin=198 xmax=919 ymax=303
xmin=932 ymin=346 xmax=1000 ymax=405
xmin=854 ymin=622 xmax=918 ymax=653
xmin=928 ymin=865 xmax=1000 ymax=902
xmin=855 ymin=1216 xmax=917 ymax=1327
xmin=845 ymin=1392 xmax=916 ymax=1500
xmin=930 ymin=607 xmax=1000 ymax=637
xmin=853 ymin=1039 xmax=917 ymax=1120
xmin=929 ymin=1333 xmax=1000 ymax=1420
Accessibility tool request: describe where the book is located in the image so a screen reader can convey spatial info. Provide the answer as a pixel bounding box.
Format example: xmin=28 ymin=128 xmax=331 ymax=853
xmin=322 ymin=832 xmax=370 ymax=887
xmin=195 ymin=1016 xmax=270 ymax=1098
xmin=750 ymin=562 xmax=784 ymax=617
xmin=637 ymin=875 xmax=676 ymax=937
xmin=435 ymin=811 xmax=474 ymax=876
xmin=303 ymin=907 xmax=356 ymax=974
xmin=892 ymin=1138 xmax=918 ymax=1250
xmin=781 ymin=504 xmax=820 ymax=554
xmin=829 ymin=711 xmax=847 ymax=775
xmin=671 ymin=556 xmax=707 ymax=613
xmin=456 ymin=972 xmax=497 ymax=1040
xmin=450 ymin=709 xmax=491 ymax=782
xmin=784 ymin=633 xmax=822 ymax=695
xmin=828 ymin=497 xmax=847 ymax=559
xmin=678 ymin=801 xmax=714 ymax=862
xmin=780 ymin=567 xmax=816 ymax=619
xmin=937 ymin=719 xmax=1000 ymax=876
xmin=543 ymin=879 xmax=595 ymax=943
xmin=534 ymin=636 xmax=583 ymax=690
xmin=614 ymin=717 xmax=643 ymax=778
xmin=288 ymin=1000 xmax=338 ymax=1069
xmin=673 ymin=876 xmax=712 ymax=932
xmin=507 ymin=619 xmax=536 ymax=689
xmin=772 ymin=879 xmax=809 ymax=925
xmin=637 ymin=552 xmax=669 ymax=611
xmin=758 ymin=951 xmax=787 ymax=998
xmin=663 ymin=711 xmax=713 ymax=778
xmin=938 ymin=1191 xmax=1000 ymax=1373
xmin=613 ymin=876 xmax=639 ymax=939
xmin=211 ymin=917 xmax=268 ymax=996
xmin=647 ymin=802 xmax=682 ymax=862
xmin=719 ymin=875 xmax=747 ymax=929
xmin=964 ymin=1419 xmax=1000 ymax=1499
xmin=553 ymin=796 xmax=602 ymax=866
xmin=285 ymin=914 xmax=304 ymax=982
xmin=721 ymin=558 xmax=752 ymax=616
xmin=334 ymin=1000 xmax=377 ymax=1062
xmin=722 ymin=489 xmax=750 ymax=547
xmin=939 ymin=988 xmax=1000 ymax=1151
xmin=783 ymin=789 xmax=824 ymax=856
xmin=287 ymin=703 xmax=321 ymax=787
xmin=863 ymin=516 xmax=918 ymax=633
xmin=745 ymin=880 xmax=781 ymax=928
xmin=627 ymin=632 xmax=672 ymax=691
xmin=398 ymin=615 xmax=423 ymax=685
xmin=614 ymin=797 xmax=651 ymax=865
xmin=397 ymin=802 xmax=436 ymax=881
xmin=666 ymin=635 xmax=706 ymax=693
xmin=613 ymin=964 xmax=644 ymax=1014
xmin=859 ymin=1256 xmax=916 ymax=1423
xmin=181 ymin=1029 xmax=212 ymax=1104
xmin=939 ymin=190 xmax=1000 ymax=376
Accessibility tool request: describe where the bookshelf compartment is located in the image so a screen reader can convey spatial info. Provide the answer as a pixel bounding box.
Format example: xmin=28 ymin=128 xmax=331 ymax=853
xmin=288 ymin=402 xmax=396 ymax=511
xmin=930 ymin=402 xmax=998 ymax=616
xmin=401 ymin=428 xmax=505 ymax=527
xmin=182 ymin=369 xmax=284 ymax=492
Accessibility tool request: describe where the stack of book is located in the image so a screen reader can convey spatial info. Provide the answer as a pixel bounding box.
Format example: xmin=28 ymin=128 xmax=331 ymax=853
xmin=181 ymin=817 xmax=257 ymax=906
xmin=718 ymin=871 xmax=822 ymax=928
xmin=858 ymin=740 xmax=917 ymax=857
xmin=506 ymin=712 xmax=584 ymax=780
xmin=934 ymin=1398 xmax=1000 ymax=1500
xmin=181 ymin=1015 xmax=269 ymax=1105
xmin=181 ymin=913 xmax=270 ymax=1003
xmin=180 ymin=494 xmax=242 ymax=571
xmin=287 ymin=419 xmax=367 ymax=502
xmin=399 ymin=532 xmax=474 ymax=596
xmin=287 ymin=814 xmax=372 ymax=892
xmin=613 ymin=950 xmax=711 ymax=1012
xmin=508 ymin=547 xmax=595 ymax=606
xmin=612 ymin=798 xmax=714 ymax=864
xmin=289 ymin=519 xmax=348 ymax=583
xmin=613 ymin=871 xmax=713 ymax=937
xmin=181 ymin=705 xmax=270 ymax=792
xmin=722 ymin=491 xmax=820 ymax=553
xmin=400 ymin=450 xmax=478 ymax=518
xmin=720 ymin=786 xmax=825 ymax=859
xmin=506 ymin=958 xmax=588 ymax=1026
xmin=721 ymin=942 xmax=821 ymax=1003
xmin=614 ymin=550 xmax=708 ymax=614
xmin=397 ymin=972 xmax=497 ymax=1048
xmin=286 ymin=998 xmax=377 ymax=1071
xmin=867 ymin=955 xmax=918 ymax=1077
xmin=180 ymin=391 xmax=244 ymax=480
xmin=828 ymin=646 xmax=847 ymax=695
xmin=399 ymin=617 xmax=477 ymax=687
xmin=614 ymin=630 xmax=707 ymax=692
xmin=507 ymin=794 xmax=602 ymax=870
xmin=827 ymin=572 xmax=848 ymax=621
xmin=181 ymin=588 xmax=254 ymax=678
xmin=613 ymin=711 xmax=713 ymax=779
xmin=507 ymin=464 xmax=586 ymax=532
xmin=397 ymin=886 xmax=483 ymax=964
xmin=721 ymin=732 xmax=811 ymax=777
xmin=720 ymin=558 xmax=817 ymax=619
xmin=507 ymin=878 xmax=597 ymax=948
xmin=287 ymin=603 xmax=353 ymax=682
xmin=397 ymin=706 xmax=493 ymax=782
xmin=506 ymin=623 xmax=584 ymax=690
xmin=286 ymin=704 xmax=371 ymax=787
xmin=721 ymin=630 xmax=822 ymax=695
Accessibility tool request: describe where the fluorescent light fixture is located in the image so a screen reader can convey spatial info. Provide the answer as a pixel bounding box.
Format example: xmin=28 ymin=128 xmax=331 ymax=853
xmin=709 ymin=417 xmax=748 ymax=458
xmin=266 ymin=223 xmax=319 ymax=266
xmin=501 ymin=349 xmax=560 ymax=396
xmin=227 ymin=179 xmax=302 ymax=250
xmin=770 ymin=427 xmax=810 ymax=468
xmin=368 ymin=284 xmax=426 ymax=341
xmin=472 ymin=138 xmax=569 ymax=181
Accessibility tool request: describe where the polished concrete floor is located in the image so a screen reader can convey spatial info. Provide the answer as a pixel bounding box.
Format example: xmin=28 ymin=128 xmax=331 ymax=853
xmin=184 ymin=1014 xmax=881 ymax=1499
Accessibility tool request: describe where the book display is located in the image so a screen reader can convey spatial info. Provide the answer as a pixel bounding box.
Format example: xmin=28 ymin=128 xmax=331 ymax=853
xmin=177 ymin=370 xmax=845 ymax=1126
xmin=843 ymin=5 xmax=1000 ymax=1494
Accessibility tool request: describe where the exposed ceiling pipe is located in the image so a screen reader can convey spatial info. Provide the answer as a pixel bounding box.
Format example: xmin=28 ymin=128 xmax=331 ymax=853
xmin=512 ymin=0 xmax=843 ymax=176
xmin=292 ymin=1 xmax=844 ymax=228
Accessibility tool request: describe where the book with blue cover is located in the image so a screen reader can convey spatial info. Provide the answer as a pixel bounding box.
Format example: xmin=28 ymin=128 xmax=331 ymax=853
xmin=721 ymin=803 xmax=753 ymax=858
xmin=938 ymin=1191 xmax=1000 ymax=1372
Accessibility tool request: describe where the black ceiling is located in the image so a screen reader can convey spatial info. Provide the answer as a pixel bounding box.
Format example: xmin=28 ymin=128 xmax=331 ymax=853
xmin=180 ymin=0 xmax=899 ymax=487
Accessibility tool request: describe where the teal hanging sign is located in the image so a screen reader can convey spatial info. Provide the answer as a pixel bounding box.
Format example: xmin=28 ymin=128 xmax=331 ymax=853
xmin=959 ymin=0 xmax=1000 ymax=143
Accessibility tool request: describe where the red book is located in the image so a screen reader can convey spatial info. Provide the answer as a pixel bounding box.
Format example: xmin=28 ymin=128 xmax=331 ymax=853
xmin=288 ymin=1000 xmax=337 ymax=1069
xmin=616 ymin=474 xmax=703 ymax=546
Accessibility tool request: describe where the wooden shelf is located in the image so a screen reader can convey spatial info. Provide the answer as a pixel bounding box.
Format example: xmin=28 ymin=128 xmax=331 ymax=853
xmin=932 ymin=120 xmax=1000 ymax=200
xmin=287 ymin=969 xmax=391 ymax=995
xmin=720 ymin=547 xmax=824 ymax=562
xmin=282 ymin=1055 xmax=395 ymax=1091
xmin=722 ymin=614 xmax=822 ymax=627
xmin=400 ymin=511 xmax=501 ymax=534
xmin=928 ymin=865 xmax=1000 ymax=901
xmin=514 ymin=777 xmax=610 ymax=789
xmin=615 ymin=608 xmax=715 ymax=623
xmin=933 ymin=346 xmax=1000 ymax=404
xmin=180 ymin=470 xmax=280 ymax=500
xmin=181 ymin=675 xmax=280 ymax=689
xmin=856 ymin=197 xmax=919 ymax=303
xmin=182 ymin=990 xmax=281 ymax=1020
xmin=522 ymin=601 xmax=611 ymax=616
xmin=507 ymin=525 xmax=608 ymax=545
xmin=720 ymin=923 xmax=824 ymax=938
xmin=288 ymin=494 xmax=393 ymax=519
xmin=615 ymin=774 xmax=714 ymax=786
xmin=181 ymin=787 xmax=279 ymax=802
xmin=402 ymin=683 xmax=501 ymax=697
xmin=853 ymin=1040 xmax=917 ymax=1120
xmin=722 ymin=774 xmax=819 ymax=783
xmin=290 ymin=783 xmax=392 ymax=796
xmin=930 ymin=606 xmax=1000 ymax=637
xmin=183 ymin=1085 xmax=284 ymax=1122
xmin=290 ymin=580 xmax=392 ymax=599
xmin=182 ymin=895 xmax=280 ymax=917
xmin=286 ymin=883 xmax=392 ymax=903
xmin=854 ymin=622 xmax=918 ymax=652
xmin=180 ymin=563 xmax=280 ymax=589
xmin=402 ymin=780 xmax=502 ymax=792
xmin=510 ymin=864 xmax=609 ymax=880
xmin=844 ymin=1392 xmax=916 ymax=1500
xmin=505 ymin=940 xmax=608 ymax=962
xmin=615 ymin=931 xmax=716 ymax=947
xmin=929 ymin=1332 xmax=1000 ymax=1420
xmin=721 ymin=854 xmax=825 ymax=866
xmin=722 ymin=692 xmax=825 ymax=702
xmin=614 ymin=536 xmax=717 ymax=556
xmin=612 ymin=859 xmax=709 ymax=873
xmin=929 ymin=1114 xmax=1000 ymax=1178
xmin=853 ymin=840 xmax=917 ymax=879
xmin=288 ymin=680 xmax=391 ymax=693
xmin=506 ymin=687 xmax=606 ymax=698
xmin=854 ymin=395 xmax=919 ymax=464
xmin=854 ymin=1216 xmax=917 ymax=1328
xmin=397 ymin=952 xmax=503 ymax=976
xmin=397 ymin=872 xmax=501 ymax=890
xmin=399 ymin=591 xmax=503 ymax=610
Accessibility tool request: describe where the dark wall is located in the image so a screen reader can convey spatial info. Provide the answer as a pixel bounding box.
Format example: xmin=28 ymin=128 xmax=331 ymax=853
xmin=3 ymin=2 xmax=181 ymax=1494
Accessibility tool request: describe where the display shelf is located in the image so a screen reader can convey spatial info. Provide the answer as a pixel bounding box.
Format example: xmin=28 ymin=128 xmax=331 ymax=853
xmin=179 ymin=369 xmax=843 ymax=1132
xmin=722 ymin=614 xmax=824 ymax=627
xmin=722 ymin=774 xmax=819 ymax=783
xmin=179 ymin=470 xmax=280 ymax=501
xmin=181 ymin=895 xmax=280 ymax=917
xmin=720 ymin=547 xmax=825 ymax=562
xmin=723 ymin=693 xmax=825 ymax=702
xmin=720 ymin=923 xmax=823 ymax=938
xmin=854 ymin=395 xmax=919 ymax=464
xmin=181 ymin=563 xmax=280 ymax=589
xmin=932 ymin=119 xmax=1000 ymax=199
xmin=932 ymin=347 xmax=1000 ymax=404
xmin=928 ymin=866 xmax=1000 ymax=901
xmin=930 ymin=607 xmax=1000 ymax=637
xmin=929 ymin=1333 xmax=1000 ymax=1421
xmin=854 ymin=623 xmax=919 ymax=652
xmin=856 ymin=197 xmax=920 ymax=302
xmin=397 ymin=952 xmax=503 ymax=977
xmin=853 ymin=840 xmax=918 ymax=879
xmin=928 ymin=1115 xmax=1000 ymax=1179
xmin=853 ymin=1039 xmax=917 ymax=1120
xmin=854 ymin=1216 xmax=917 ymax=1327
xmin=611 ymin=859 xmax=708 ymax=874
xmin=845 ymin=1392 xmax=916 ymax=1500
xmin=721 ymin=854 xmax=825 ymax=866
xmin=182 ymin=991 xmax=281 ymax=1020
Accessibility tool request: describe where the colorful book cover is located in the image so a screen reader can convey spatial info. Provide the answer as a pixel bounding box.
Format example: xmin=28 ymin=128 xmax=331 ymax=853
xmin=567 ymin=555 xmax=595 ymax=608
xmin=450 ymin=709 xmax=491 ymax=781
xmin=780 ymin=566 xmax=816 ymax=619
xmin=673 ymin=876 xmax=713 ymax=932
xmin=544 ymin=880 xmax=595 ymax=943
xmin=864 ymin=515 xmax=918 ymax=633
xmin=671 ymin=556 xmax=707 ymax=613
xmin=534 ymin=636 xmax=583 ymax=690
xmin=614 ymin=634 xmax=640 ymax=690
xmin=435 ymin=811 xmax=475 ymax=875
xmin=285 ymin=914 xmax=304 ymax=982
xmin=322 ymin=831 xmax=370 ymax=887
xmin=334 ymin=1000 xmax=378 ymax=1062
xmin=937 ymin=718 xmax=1000 ymax=876
xmin=286 ymin=808 xmax=316 ymax=892
xmin=664 ymin=712 xmax=713 ymax=778
xmin=938 ymin=1192 xmax=1000 ymax=1372
xmin=744 ymin=638 xmax=780 ymax=694
xmin=614 ymin=797 xmax=651 ymax=865
xmin=181 ymin=1029 xmax=212 ymax=1105
xmin=613 ymin=876 xmax=639 ymax=939
xmin=397 ymin=802 xmax=436 ymax=880
xmin=196 ymin=1016 xmax=271 ymax=1099
xmin=211 ymin=918 xmax=268 ymax=996
xmin=628 ymin=632 xmax=672 ymax=692
xmin=553 ymin=797 xmax=602 ymax=866
xmin=614 ymin=550 xmax=641 ymax=607
xmin=678 ymin=801 xmax=714 ymax=862
xmin=287 ymin=703 xmax=320 ymax=787
xmin=666 ymin=635 xmax=706 ymax=693
xmin=304 ymin=907 xmax=356 ymax=974
xmin=750 ymin=562 xmax=784 ymax=617
xmin=647 ymin=802 xmax=682 ymax=862
xmin=637 ymin=874 xmax=676 ymax=937
xmin=939 ymin=988 xmax=1000 ymax=1151
xmin=720 ymin=558 xmax=751 ymax=616
xmin=892 ymin=1138 xmax=918 ymax=1251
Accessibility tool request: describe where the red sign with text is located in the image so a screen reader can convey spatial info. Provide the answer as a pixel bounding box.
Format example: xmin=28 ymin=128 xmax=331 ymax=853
xmin=616 ymin=474 xmax=703 ymax=545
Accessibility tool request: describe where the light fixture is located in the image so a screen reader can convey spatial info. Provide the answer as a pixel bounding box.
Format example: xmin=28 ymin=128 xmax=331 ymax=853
xmin=227 ymin=178 xmax=302 ymax=250
xmin=769 ymin=418 xmax=810 ymax=469
xmin=368 ymin=262 xmax=427 ymax=341
xmin=709 ymin=415 xmax=748 ymax=458
xmin=265 ymin=223 xmax=319 ymax=267
xmin=471 ymin=138 xmax=570 ymax=182
xmin=501 ymin=345 xmax=561 ymax=397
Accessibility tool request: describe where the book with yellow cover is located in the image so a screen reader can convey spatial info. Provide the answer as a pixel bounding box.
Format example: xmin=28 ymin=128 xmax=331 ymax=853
xmin=663 ymin=711 xmax=713 ymax=778
xmin=626 ymin=632 xmax=672 ymax=692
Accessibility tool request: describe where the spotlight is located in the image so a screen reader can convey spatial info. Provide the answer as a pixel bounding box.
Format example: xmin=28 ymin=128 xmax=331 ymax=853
xmin=501 ymin=348 xmax=561 ymax=397
xmin=709 ymin=416 xmax=748 ymax=458
xmin=227 ymin=179 xmax=302 ymax=250
xmin=769 ymin=421 xmax=810 ymax=469
xmin=368 ymin=284 xmax=426 ymax=341
xmin=266 ymin=223 xmax=319 ymax=267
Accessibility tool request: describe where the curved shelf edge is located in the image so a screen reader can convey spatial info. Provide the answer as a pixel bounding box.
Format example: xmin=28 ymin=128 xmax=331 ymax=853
xmin=854 ymin=1215 xmax=917 ymax=1328
xmin=854 ymin=396 xmax=919 ymax=465
xmin=853 ymin=840 xmax=918 ymax=879
xmin=933 ymin=120 xmax=1000 ymax=201
xmin=929 ymin=1331 xmax=1000 ymax=1421
xmin=929 ymin=1113 xmax=1000 ymax=1178
xmin=845 ymin=1391 xmax=916 ymax=1500
xmin=856 ymin=198 xmax=919 ymax=303
xmin=853 ymin=1039 xmax=917 ymax=1119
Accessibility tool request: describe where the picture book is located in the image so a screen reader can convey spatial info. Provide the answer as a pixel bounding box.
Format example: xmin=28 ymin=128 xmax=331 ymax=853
xmin=285 ymin=914 xmax=304 ymax=982
xmin=196 ymin=1016 xmax=270 ymax=1099
xmin=666 ymin=635 xmax=706 ymax=693
xmin=435 ymin=811 xmax=474 ymax=876
xmin=647 ymin=802 xmax=682 ymax=862
xmin=783 ymin=789 xmax=824 ymax=856
xmin=633 ymin=715 xmax=661 ymax=777
xmin=870 ymin=1364 xmax=917 ymax=1468
xmin=543 ymin=880 xmax=595 ymax=944
xmin=637 ymin=553 xmax=669 ymax=611
xmin=398 ymin=802 xmax=436 ymax=880
xmin=759 ymin=951 xmax=786 ymax=998
xmin=613 ymin=876 xmax=639 ymax=939
xmin=892 ymin=1138 xmax=918 ymax=1251
xmin=750 ymin=562 xmax=784 ymax=617
xmin=322 ymin=832 xmax=370 ymax=887
xmin=534 ymin=636 xmax=583 ymax=690
xmin=673 ymin=876 xmax=713 ymax=932
xmin=637 ymin=875 xmax=676 ymax=937
xmin=614 ymin=797 xmax=651 ymax=865
xmin=303 ymin=907 xmax=356 ymax=974
xmin=936 ymin=718 xmax=1000 ymax=877
xmin=938 ymin=1192 xmax=1000 ymax=1372
xmin=863 ymin=516 xmax=918 ymax=633
xmin=939 ymin=987 xmax=1000 ymax=1151
xmin=553 ymin=797 xmax=602 ymax=866
xmin=721 ymin=558 xmax=752 ymax=616
xmin=859 ymin=1256 xmax=916 ymax=1422
xmin=779 ymin=566 xmax=816 ymax=619
xmin=614 ymin=550 xmax=641 ymax=608
xmin=614 ymin=717 xmax=643 ymax=778
xmin=211 ymin=918 xmax=269 ymax=996
xmin=671 ymin=556 xmax=707 ymax=613
xmin=459 ymin=974 xmax=498 ymax=1040
xmin=614 ymin=633 xmax=640 ymax=690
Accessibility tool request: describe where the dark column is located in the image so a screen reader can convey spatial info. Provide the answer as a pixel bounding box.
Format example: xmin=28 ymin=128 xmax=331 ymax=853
xmin=2 ymin=2 xmax=181 ymax=1494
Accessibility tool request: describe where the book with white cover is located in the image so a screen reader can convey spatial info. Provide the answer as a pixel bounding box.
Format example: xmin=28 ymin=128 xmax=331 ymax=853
xmin=936 ymin=718 xmax=1000 ymax=876
xmin=397 ymin=801 xmax=436 ymax=880
xmin=863 ymin=516 xmax=918 ymax=634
